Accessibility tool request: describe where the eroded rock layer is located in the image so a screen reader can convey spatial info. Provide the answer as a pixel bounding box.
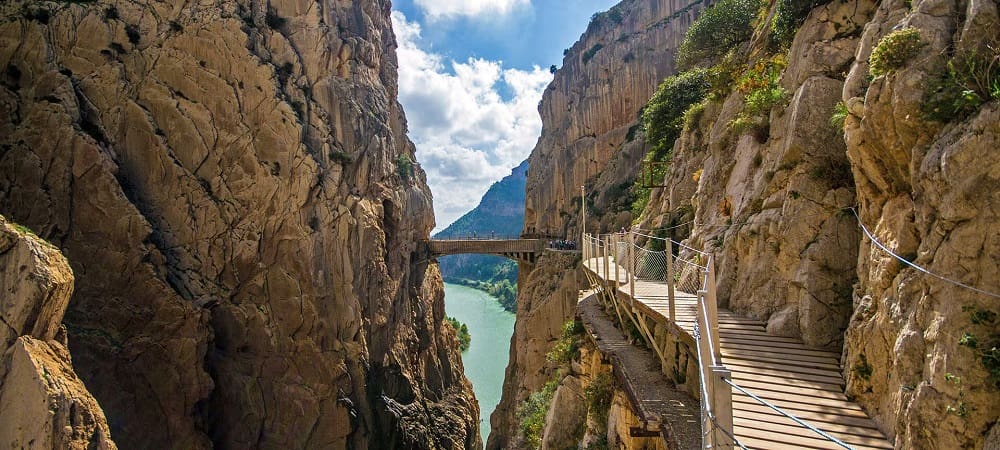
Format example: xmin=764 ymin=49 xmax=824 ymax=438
xmin=0 ymin=215 xmax=116 ymax=450
xmin=522 ymin=0 xmax=713 ymax=238
xmin=487 ymin=252 xmax=585 ymax=449
xmin=0 ymin=0 xmax=477 ymax=448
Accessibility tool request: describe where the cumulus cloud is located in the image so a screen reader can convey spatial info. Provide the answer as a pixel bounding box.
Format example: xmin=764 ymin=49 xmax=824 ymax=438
xmin=413 ymin=0 xmax=530 ymax=20
xmin=392 ymin=11 xmax=551 ymax=230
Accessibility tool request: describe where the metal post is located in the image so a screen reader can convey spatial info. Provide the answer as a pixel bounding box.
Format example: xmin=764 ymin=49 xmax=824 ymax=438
xmin=628 ymin=230 xmax=636 ymax=306
xmin=705 ymin=257 xmax=722 ymax=361
xmin=581 ymin=185 xmax=586 ymax=242
xmin=603 ymin=235 xmax=610 ymax=281
xmin=613 ymin=234 xmax=620 ymax=286
xmin=666 ymin=243 xmax=675 ymax=322
xmin=710 ymin=365 xmax=735 ymax=448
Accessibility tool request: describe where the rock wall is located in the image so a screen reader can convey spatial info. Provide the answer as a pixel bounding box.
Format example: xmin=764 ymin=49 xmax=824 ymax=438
xmin=840 ymin=0 xmax=1000 ymax=446
xmin=0 ymin=215 xmax=116 ymax=449
xmin=640 ymin=0 xmax=874 ymax=349
xmin=487 ymin=251 xmax=585 ymax=449
xmin=0 ymin=0 xmax=478 ymax=448
xmin=522 ymin=0 xmax=713 ymax=238
xmin=519 ymin=0 xmax=998 ymax=446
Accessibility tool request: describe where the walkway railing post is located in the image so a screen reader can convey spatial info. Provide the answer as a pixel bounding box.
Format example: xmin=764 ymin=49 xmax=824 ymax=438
xmin=705 ymin=257 xmax=722 ymax=360
xmin=628 ymin=231 xmax=636 ymax=307
xmin=666 ymin=242 xmax=675 ymax=322
xmin=710 ymin=365 xmax=735 ymax=448
xmin=603 ymin=235 xmax=610 ymax=281
xmin=611 ymin=233 xmax=621 ymax=284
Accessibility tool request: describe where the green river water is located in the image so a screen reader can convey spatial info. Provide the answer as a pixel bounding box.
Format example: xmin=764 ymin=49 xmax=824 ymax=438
xmin=443 ymin=283 xmax=516 ymax=448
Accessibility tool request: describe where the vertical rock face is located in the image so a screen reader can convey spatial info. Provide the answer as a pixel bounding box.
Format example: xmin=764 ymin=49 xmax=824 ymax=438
xmin=641 ymin=0 xmax=875 ymax=349
xmin=0 ymin=216 xmax=116 ymax=449
xmin=522 ymin=0 xmax=713 ymax=238
xmin=0 ymin=0 xmax=477 ymax=448
xmin=841 ymin=0 xmax=1000 ymax=446
xmin=487 ymin=252 xmax=585 ymax=449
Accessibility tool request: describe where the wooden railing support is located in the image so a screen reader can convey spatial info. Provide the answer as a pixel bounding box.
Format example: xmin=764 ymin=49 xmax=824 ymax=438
xmin=603 ymin=235 xmax=610 ymax=281
xmin=666 ymin=245 xmax=675 ymax=322
xmin=628 ymin=231 xmax=636 ymax=307
xmin=710 ymin=365 xmax=735 ymax=448
xmin=704 ymin=258 xmax=722 ymax=361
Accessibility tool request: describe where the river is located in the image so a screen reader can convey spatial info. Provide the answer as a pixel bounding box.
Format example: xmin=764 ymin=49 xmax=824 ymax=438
xmin=443 ymin=283 xmax=516 ymax=448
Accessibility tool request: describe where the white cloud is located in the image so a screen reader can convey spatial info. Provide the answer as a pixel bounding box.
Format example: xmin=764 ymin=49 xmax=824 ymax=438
xmin=413 ymin=0 xmax=530 ymax=20
xmin=391 ymin=11 xmax=551 ymax=231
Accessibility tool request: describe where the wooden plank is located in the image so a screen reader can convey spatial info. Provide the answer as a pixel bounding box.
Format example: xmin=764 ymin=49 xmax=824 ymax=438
xmin=725 ymin=360 xmax=847 ymax=383
xmin=732 ymin=394 xmax=869 ymax=418
xmin=730 ymin=371 xmax=844 ymax=393
xmin=733 ymin=399 xmax=881 ymax=428
xmin=724 ymin=352 xmax=843 ymax=372
xmin=722 ymin=341 xmax=840 ymax=359
xmin=722 ymin=348 xmax=841 ymax=367
xmin=734 ymin=417 xmax=893 ymax=449
xmin=732 ymin=377 xmax=850 ymax=400
xmin=734 ymin=409 xmax=887 ymax=440
xmin=732 ymin=389 xmax=866 ymax=413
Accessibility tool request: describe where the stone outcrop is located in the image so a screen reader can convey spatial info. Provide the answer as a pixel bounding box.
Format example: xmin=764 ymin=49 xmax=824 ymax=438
xmin=516 ymin=0 xmax=998 ymax=446
xmin=487 ymin=251 xmax=585 ymax=448
xmin=522 ymin=0 xmax=714 ymax=238
xmin=840 ymin=0 xmax=1000 ymax=447
xmin=0 ymin=0 xmax=477 ymax=448
xmin=641 ymin=0 xmax=875 ymax=349
xmin=0 ymin=215 xmax=116 ymax=449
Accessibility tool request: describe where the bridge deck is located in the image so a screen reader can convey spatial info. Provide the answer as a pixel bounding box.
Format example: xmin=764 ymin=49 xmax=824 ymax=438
xmin=584 ymin=258 xmax=892 ymax=450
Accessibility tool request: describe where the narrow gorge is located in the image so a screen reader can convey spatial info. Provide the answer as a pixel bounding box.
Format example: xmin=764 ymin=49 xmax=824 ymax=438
xmin=0 ymin=0 xmax=477 ymax=447
xmin=0 ymin=0 xmax=996 ymax=448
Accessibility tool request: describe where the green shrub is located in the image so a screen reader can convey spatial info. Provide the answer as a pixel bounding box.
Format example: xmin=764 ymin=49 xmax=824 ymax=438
xmin=682 ymin=99 xmax=708 ymax=131
xmin=584 ymin=372 xmax=615 ymax=433
xmin=676 ymin=0 xmax=762 ymax=69
xmin=446 ymin=317 xmax=471 ymax=351
xmin=546 ymin=321 xmax=585 ymax=365
xmin=329 ymin=150 xmax=353 ymax=165
xmin=830 ymin=101 xmax=848 ymax=129
xmin=518 ymin=379 xmax=559 ymax=448
xmin=582 ymin=44 xmax=604 ymax=64
xmin=395 ymin=154 xmax=414 ymax=180
xmin=730 ymin=55 xmax=788 ymax=134
xmin=869 ymin=28 xmax=924 ymax=77
xmin=771 ymin=0 xmax=830 ymax=47
xmin=922 ymin=45 xmax=999 ymax=122
xmin=642 ymin=69 xmax=711 ymax=157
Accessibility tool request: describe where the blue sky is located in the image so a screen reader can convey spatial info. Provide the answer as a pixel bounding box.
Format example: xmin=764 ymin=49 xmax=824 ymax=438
xmin=391 ymin=0 xmax=619 ymax=231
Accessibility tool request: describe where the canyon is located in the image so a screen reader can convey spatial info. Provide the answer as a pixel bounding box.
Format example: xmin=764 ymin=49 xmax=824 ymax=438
xmin=0 ymin=0 xmax=476 ymax=447
xmin=0 ymin=0 xmax=996 ymax=448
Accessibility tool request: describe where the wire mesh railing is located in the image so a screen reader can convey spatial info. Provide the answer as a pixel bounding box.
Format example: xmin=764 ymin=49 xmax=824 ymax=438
xmin=583 ymin=230 xmax=733 ymax=449
xmin=581 ymin=229 xmax=862 ymax=450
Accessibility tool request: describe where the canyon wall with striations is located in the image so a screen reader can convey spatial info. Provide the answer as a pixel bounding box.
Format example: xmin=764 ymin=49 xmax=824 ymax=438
xmin=514 ymin=0 xmax=998 ymax=446
xmin=522 ymin=0 xmax=713 ymax=239
xmin=487 ymin=251 xmax=585 ymax=449
xmin=0 ymin=0 xmax=478 ymax=448
xmin=0 ymin=216 xmax=116 ymax=449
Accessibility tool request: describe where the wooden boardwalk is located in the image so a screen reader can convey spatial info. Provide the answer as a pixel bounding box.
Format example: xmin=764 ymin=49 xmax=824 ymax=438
xmin=584 ymin=258 xmax=892 ymax=450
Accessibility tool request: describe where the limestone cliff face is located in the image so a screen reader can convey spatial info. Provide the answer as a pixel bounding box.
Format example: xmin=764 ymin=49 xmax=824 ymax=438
xmin=641 ymin=0 xmax=875 ymax=350
xmin=0 ymin=0 xmax=477 ymax=448
xmin=487 ymin=251 xmax=585 ymax=449
xmin=840 ymin=0 xmax=1000 ymax=446
xmin=518 ymin=0 xmax=997 ymax=446
xmin=522 ymin=0 xmax=713 ymax=238
xmin=0 ymin=216 xmax=116 ymax=449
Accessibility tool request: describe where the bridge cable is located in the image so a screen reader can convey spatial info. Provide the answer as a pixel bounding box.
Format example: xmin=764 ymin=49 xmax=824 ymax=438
xmin=850 ymin=207 xmax=1000 ymax=299
xmin=722 ymin=378 xmax=854 ymax=449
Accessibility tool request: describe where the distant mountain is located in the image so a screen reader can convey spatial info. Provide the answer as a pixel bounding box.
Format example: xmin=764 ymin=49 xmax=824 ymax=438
xmin=435 ymin=159 xmax=528 ymax=239
xmin=434 ymin=160 xmax=528 ymax=312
